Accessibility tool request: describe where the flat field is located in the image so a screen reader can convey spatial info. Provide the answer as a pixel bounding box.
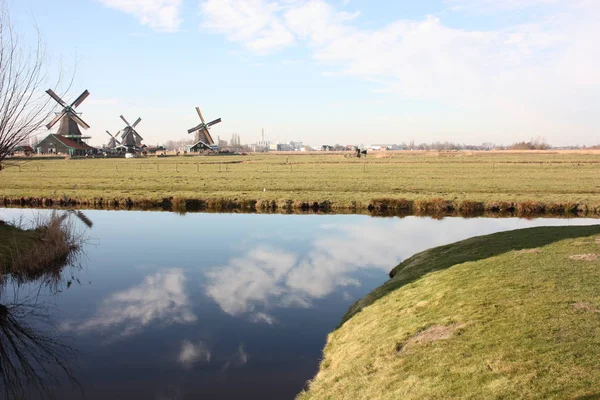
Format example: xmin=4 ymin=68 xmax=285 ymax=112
xmin=1 ymin=150 xmax=599 ymax=214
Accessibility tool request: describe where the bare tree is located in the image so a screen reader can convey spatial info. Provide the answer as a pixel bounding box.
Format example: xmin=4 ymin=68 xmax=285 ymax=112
xmin=0 ymin=2 xmax=64 ymax=170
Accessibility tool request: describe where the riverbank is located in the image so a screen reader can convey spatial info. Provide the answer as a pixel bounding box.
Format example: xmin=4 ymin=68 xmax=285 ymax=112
xmin=298 ymin=225 xmax=600 ymax=399
xmin=0 ymin=152 xmax=599 ymax=216
xmin=0 ymin=216 xmax=81 ymax=282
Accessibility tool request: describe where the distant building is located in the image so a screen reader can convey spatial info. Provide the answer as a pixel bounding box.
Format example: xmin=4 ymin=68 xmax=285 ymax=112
xmin=13 ymin=145 xmax=33 ymax=156
xmin=290 ymin=141 xmax=303 ymax=151
xmin=35 ymin=134 xmax=96 ymax=156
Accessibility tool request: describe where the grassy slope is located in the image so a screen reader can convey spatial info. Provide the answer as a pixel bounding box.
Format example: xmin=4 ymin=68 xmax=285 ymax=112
xmin=299 ymin=226 xmax=600 ymax=400
xmin=0 ymin=223 xmax=37 ymax=266
xmin=342 ymin=225 xmax=600 ymax=324
xmin=1 ymin=152 xmax=599 ymax=210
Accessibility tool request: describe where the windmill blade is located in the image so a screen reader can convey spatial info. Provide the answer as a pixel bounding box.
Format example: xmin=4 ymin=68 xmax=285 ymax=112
xmin=46 ymin=110 xmax=65 ymax=129
xmin=70 ymin=90 xmax=90 ymax=108
xmin=46 ymin=89 xmax=67 ymax=107
xmin=120 ymin=115 xmax=132 ymax=127
xmin=69 ymin=112 xmax=91 ymax=129
xmin=187 ymin=123 xmax=203 ymax=134
xmin=206 ymin=118 xmax=222 ymax=127
xmin=132 ymin=117 xmax=142 ymax=128
xmin=134 ymin=131 xmax=144 ymax=142
xmin=202 ymin=127 xmax=214 ymax=145
xmin=195 ymin=107 xmax=206 ymax=124
xmin=106 ymin=131 xmax=121 ymax=143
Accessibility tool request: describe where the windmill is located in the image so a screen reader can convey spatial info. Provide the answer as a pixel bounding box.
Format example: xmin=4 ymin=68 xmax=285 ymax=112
xmin=187 ymin=107 xmax=221 ymax=151
xmin=117 ymin=115 xmax=143 ymax=153
xmin=105 ymin=130 xmax=121 ymax=151
xmin=45 ymin=89 xmax=91 ymax=142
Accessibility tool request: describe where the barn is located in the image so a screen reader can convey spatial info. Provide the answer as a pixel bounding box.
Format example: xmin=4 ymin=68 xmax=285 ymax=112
xmin=35 ymin=134 xmax=96 ymax=156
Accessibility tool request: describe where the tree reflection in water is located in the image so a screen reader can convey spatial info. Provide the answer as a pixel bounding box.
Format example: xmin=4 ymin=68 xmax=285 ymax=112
xmin=0 ymin=211 xmax=91 ymax=400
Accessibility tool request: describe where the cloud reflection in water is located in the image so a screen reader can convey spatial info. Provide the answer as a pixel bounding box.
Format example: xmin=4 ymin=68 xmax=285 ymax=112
xmin=62 ymin=269 xmax=196 ymax=338
xmin=178 ymin=340 xmax=211 ymax=369
xmin=206 ymin=217 xmax=585 ymax=322
xmin=206 ymin=220 xmax=416 ymax=321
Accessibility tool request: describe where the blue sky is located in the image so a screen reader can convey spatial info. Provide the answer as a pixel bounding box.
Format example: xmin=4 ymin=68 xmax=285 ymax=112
xmin=8 ymin=0 xmax=600 ymax=147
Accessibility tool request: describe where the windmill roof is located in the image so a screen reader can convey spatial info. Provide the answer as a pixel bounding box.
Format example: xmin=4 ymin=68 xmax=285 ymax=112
xmin=51 ymin=134 xmax=96 ymax=150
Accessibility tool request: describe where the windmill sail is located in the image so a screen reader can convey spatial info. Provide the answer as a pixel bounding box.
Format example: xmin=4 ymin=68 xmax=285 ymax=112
xmin=188 ymin=107 xmax=221 ymax=148
xmin=45 ymin=89 xmax=91 ymax=142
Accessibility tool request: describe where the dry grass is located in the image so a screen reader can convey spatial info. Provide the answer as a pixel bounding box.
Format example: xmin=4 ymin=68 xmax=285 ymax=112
xmin=0 ymin=213 xmax=83 ymax=283
xmin=571 ymin=302 xmax=599 ymax=313
xmin=298 ymin=227 xmax=600 ymax=399
xmin=398 ymin=323 xmax=466 ymax=353
xmin=568 ymin=253 xmax=600 ymax=261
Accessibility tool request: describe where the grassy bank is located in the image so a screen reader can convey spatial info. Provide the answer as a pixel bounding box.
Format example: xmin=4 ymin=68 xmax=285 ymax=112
xmin=298 ymin=225 xmax=600 ymax=399
xmin=1 ymin=152 xmax=600 ymax=215
xmin=0 ymin=216 xmax=81 ymax=282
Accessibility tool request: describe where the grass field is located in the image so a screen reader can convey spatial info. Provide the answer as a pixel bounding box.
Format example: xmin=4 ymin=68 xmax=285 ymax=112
xmin=1 ymin=151 xmax=600 ymax=215
xmin=298 ymin=225 xmax=600 ymax=399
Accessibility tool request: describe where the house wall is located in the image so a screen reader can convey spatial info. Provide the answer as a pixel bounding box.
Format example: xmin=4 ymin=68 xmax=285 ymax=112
xmin=35 ymin=135 xmax=78 ymax=156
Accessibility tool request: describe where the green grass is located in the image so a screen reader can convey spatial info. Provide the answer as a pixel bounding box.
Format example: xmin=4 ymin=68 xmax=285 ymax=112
xmin=1 ymin=152 xmax=600 ymax=214
xmin=0 ymin=223 xmax=37 ymax=267
xmin=342 ymin=225 xmax=600 ymax=324
xmin=298 ymin=225 xmax=600 ymax=399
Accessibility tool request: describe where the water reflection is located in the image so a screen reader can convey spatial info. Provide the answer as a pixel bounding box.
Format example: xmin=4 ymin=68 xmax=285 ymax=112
xmin=205 ymin=217 xmax=600 ymax=323
xmin=0 ymin=211 xmax=91 ymax=400
xmin=178 ymin=340 xmax=211 ymax=369
xmin=62 ymin=269 xmax=196 ymax=339
xmin=221 ymin=344 xmax=249 ymax=373
xmin=0 ymin=209 xmax=598 ymax=400
xmin=0 ymin=300 xmax=82 ymax=400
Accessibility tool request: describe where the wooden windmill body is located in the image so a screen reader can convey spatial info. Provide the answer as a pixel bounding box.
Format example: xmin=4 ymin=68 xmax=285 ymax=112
xmin=115 ymin=115 xmax=143 ymax=153
xmin=188 ymin=107 xmax=221 ymax=151
xmin=45 ymin=89 xmax=91 ymax=143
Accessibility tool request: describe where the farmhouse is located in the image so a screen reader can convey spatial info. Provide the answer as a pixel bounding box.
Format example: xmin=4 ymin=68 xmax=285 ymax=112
xmin=35 ymin=134 xmax=96 ymax=156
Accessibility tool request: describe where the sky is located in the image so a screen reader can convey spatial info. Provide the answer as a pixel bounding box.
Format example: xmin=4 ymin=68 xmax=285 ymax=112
xmin=7 ymin=0 xmax=600 ymax=147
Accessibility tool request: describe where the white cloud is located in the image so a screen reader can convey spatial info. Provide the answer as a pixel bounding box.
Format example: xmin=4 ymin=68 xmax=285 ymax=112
xmin=99 ymin=0 xmax=183 ymax=32
xmin=62 ymin=269 xmax=197 ymax=338
xmin=199 ymin=0 xmax=600 ymax=140
xmin=446 ymin=0 xmax=565 ymax=12
xmin=178 ymin=340 xmax=211 ymax=368
xmin=199 ymin=0 xmax=295 ymax=52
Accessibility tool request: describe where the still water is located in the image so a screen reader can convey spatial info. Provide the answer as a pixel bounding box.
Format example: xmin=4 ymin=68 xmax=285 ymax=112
xmin=0 ymin=209 xmax=599 ymax=399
